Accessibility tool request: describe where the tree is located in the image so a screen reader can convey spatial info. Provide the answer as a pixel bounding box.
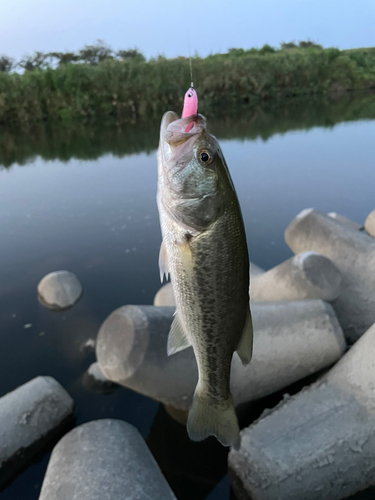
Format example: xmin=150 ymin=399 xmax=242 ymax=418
xmin=78 ymin=39 xmax=113 ymax=65
xmin=227 ymin=48 xmax=245 ymax=56
xmin=117 ymin=48 xmax=145 ymax=63
xmin=299 ymin=40 xmax=322 ymax=49
xmin=281 ymin=42 xmax=297 ymax=50
xmin=259 ymin=44 xmax=276 ymax=55
xmin=49 ymin=51 xmax=79 ymax=66
xmin=0 ymin=55 xmax=14 ymax=72
xmin=18 ymin=51 xmax=48 ymax=71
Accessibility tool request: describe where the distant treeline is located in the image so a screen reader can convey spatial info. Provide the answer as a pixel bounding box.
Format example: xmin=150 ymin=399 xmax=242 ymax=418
xmin=1 ymin=91 xmax=375 ymax=169
xmin=0 ymin=40 xmax=145 ymax=73
xmin=0 ymin=40 xmax=375 ymax=128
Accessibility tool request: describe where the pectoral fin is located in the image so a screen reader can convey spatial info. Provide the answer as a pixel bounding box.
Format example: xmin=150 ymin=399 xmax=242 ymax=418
xmin=167 ymin=314 xmax=191 ymax=356
xmin=236 ymin=309 xmax=253 ymax=366
xmin=159 ymin=241 xmax=169 ymax=283
xmin=177 ymin=236 xmax=193 ymax=277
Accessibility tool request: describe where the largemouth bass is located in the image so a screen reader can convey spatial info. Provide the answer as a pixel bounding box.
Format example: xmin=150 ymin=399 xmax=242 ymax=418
xmin=157 ymin=96 xmax=253 ymax=449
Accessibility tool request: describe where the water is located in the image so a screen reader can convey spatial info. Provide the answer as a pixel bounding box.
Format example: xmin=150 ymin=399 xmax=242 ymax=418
xmin=1 ymin=92 xmax=375 ymax=499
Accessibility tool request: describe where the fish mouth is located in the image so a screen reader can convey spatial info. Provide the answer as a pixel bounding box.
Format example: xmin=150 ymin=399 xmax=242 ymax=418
xmin=160 ymin=111 xmax=206 ymax=146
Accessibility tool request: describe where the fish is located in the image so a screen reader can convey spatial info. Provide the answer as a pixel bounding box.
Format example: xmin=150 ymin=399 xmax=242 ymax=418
xmin=156 ymin=87 xmax=253 ymax=449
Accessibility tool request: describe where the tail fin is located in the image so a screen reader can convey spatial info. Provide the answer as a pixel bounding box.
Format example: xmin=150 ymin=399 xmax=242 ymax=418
xmin=187 ymin=385 xmax=240 ymax=449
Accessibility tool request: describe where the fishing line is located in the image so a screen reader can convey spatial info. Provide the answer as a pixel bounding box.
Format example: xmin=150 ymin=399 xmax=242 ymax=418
xmin=188 ymin=36 xmax=194 ymax=88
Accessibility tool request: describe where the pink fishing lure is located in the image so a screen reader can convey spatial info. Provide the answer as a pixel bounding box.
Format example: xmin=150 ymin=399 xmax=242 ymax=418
xmin=182 ymin=87 xmax=198 ymax=133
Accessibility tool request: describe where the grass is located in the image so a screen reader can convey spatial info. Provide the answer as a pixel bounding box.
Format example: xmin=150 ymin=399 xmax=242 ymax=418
xmin=1 ymin=46 xmax=375 ymax=128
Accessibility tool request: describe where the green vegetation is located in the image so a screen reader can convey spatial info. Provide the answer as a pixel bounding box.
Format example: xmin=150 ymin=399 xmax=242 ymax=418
xmin=0 ymin=41 xmax=375 ymax=128
xmin=1 ymin=90 xmax=375 ymax=169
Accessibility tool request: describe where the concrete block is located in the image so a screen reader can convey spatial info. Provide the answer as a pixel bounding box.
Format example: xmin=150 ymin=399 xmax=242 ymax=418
xmin=96 ymin=302 xmax=345 ymax=411
xmin=39 ymin=419 xmax=177 ymax=500
xmin=364 ymin=210 xmax=375 ymax=238
xmin=38 ymin=271 xmax=83 ymax=310
xmin=0 ymin=376 xmax=74 ymax=486
xmin=228 ymin=321 xmax=375 ymax=500
xmin=285 ymin=208 xmax=375 ymax=342
xmin=250 ymin=252 xmax=341 ymax=303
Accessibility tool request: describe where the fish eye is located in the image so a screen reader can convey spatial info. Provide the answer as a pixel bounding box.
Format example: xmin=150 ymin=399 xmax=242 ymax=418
xmin=188 ymin=92 xmax=192 ymax=97
xmin=198 ymin=149 xmax=214 ymax=166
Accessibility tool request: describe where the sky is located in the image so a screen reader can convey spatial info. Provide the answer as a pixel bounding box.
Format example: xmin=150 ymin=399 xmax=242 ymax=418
xmin=0 ymin=0 xmax=374 ymax=61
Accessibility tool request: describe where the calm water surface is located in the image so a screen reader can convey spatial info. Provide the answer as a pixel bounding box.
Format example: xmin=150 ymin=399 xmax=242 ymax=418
xmin=1 ymin=93 xmax=375 ymax=499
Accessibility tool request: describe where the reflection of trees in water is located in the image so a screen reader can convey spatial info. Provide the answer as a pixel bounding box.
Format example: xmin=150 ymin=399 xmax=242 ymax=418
xmin=1 ymin=91 xmax=375 ymax=169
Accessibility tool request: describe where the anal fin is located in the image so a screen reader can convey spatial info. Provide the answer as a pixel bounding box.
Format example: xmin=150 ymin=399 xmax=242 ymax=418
xmin=159 ymin=241 xmax=169 ymax=283
xmin=167 ymin=313 xmax=191 ymax=356
xmin=236 ymin=309 xmax=253 ymax=366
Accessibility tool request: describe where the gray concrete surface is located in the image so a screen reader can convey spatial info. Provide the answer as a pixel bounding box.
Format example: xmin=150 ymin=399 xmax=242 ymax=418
xmin=250 ymin=252 xmax=341 ymax=303
xmin=228 ymin=321 xmax=375 ymax=500
xmin=0 ymin=376 xmax=74 ymax=486
xmin=38 ymin=271 xmax=83 ymax=310
xmin=285 ymin=208 xmax=375 ymax=342
xmin=38 ymin=419 xmax=177 ymax=500
xmin=96 ymin=302 xmax=345 ymax=411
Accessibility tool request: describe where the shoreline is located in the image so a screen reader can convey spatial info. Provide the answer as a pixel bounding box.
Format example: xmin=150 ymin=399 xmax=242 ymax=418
xmin=1 ymin=46 xmax=375 ymax=129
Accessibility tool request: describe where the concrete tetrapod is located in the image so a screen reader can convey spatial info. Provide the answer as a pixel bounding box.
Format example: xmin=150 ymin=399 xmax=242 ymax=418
xmin=37 ymin=271 xmax=83 ymax=310
xmin=0 ymin=376 xmax=74 ymax=486
xmin=39 ymin=419 xmax=177 ymax=500
xmin=228 ymin=321 xmax=375 ymax=500
xmin=96 ymin=302 xmax=346 ymax=411
xmin=285 ymin=209 xmax=375 ymax=342
xmin=250 ymin=252 xmax=341 ymax=303
xmin=154 ymin=262 xmax=265 ymax=307
xmin=365 ymin=210 xmax=375 ymax=238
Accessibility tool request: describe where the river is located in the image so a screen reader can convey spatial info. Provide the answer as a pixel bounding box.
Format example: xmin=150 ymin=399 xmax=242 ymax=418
xmin=1 ymin=91 xmax=375 ymax=500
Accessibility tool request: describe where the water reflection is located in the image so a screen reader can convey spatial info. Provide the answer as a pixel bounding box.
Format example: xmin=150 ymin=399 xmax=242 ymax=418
xmin=1 ymin=91 xmax=375 ymax=169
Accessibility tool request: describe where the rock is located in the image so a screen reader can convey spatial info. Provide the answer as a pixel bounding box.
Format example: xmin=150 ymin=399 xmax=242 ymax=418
xmin=0 ymin=376 xmax=74 ymax=486
xmin=82 ymin=362 xmax=119 ymax=393
xmin=327 ymin=212 xmax=363 ymax=230
xmin=154 ymin=262 xmax=265 ymax=307
xmin=37 ymin=271 xmax=83 ymax=311
xmin=250 ymin=251 xmax=341 ymax=303
xmin=285 ymin=209 xmax=375 ymax=342
xmin=228 ymin=321 xmax=375 ymax=500
xmin=96 ymin=302 xmax=345 ymax=411
xmin=39 ymin=419 xmax=177 ymax=500
xmin=364 ymin=210 xmax=375 ymax=238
